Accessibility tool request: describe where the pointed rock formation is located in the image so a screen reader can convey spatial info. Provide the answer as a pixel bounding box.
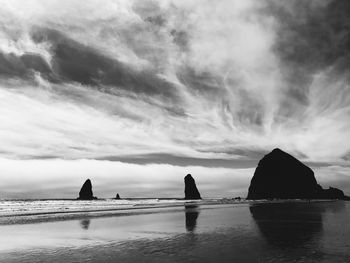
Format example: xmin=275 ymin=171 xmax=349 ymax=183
xmin=77 ymin=179 xmax=97 ymax=200
xmin=184 ymin=174 xmax=201 ymax=200
xmin=247 ymin=148 xmax=350 ymax=200
xmin=115 ymin=193 xmax=121 ymax=199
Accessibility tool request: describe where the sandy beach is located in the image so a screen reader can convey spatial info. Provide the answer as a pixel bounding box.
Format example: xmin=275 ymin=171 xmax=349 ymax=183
xmin=0 ymin=200 xmax=349 ymax=263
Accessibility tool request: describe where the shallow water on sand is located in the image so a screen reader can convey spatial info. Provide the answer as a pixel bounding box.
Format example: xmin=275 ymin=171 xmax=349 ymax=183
xmin=0 ymin=201 xmax=349 ymax=262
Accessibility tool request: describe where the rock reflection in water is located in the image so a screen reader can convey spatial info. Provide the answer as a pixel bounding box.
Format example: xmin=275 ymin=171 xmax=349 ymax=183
xmin=249 ymin=202 xmax=325 ymax=248
xmin=185 ymin=205 xmax=200 ymax=232
xmin=80 ymin=219 xmax=91 ymax=230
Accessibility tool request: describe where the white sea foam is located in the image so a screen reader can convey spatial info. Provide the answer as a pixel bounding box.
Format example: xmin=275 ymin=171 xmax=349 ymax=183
xmin=0 ymin=198 xmax=238 ymax=220
xmin=0 ymin=199 xmax=174 ymax=216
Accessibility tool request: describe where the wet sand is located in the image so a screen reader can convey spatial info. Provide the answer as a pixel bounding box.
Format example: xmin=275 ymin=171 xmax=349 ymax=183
xmin=0 ymin=201 xmax=349 ymax=262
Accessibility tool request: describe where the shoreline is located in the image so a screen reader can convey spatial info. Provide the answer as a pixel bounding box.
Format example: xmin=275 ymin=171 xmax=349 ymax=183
xmin=0 ymin=200 xmax=348 ymax=263
xmin=0 ymin=198 xmax=340 ymax=226
xmin=0 ymin=201 xmax=227 ymax=225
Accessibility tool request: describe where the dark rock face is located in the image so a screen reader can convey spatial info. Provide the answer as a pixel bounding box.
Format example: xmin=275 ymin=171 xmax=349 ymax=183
xmin=115 ymin=193 xmax=121 ymax=199
xmin=320 ymin=187 xmax=347 ymax=200
xmin=247 ymin=148 xmax=350 ymax=200
xmin=77 ymin=179 xmax=97 ymax=200
xmin=184 ymin=174 xmax=201 ymax=199
xmin=247 ymin=149 xmax=318 ymax=199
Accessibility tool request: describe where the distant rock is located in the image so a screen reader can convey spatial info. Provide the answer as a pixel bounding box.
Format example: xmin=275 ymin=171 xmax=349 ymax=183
xmin=115 ymin=193 xmax=121 ymax=199
xmin=184 ymin=174 xmax=201 ymax=200
xmin=247 ymin=148 xmax=350 ymax=200
xmin=320 ymin=187 xmax=349 ymax=200
xmin=77 ymin=179 xmax=97 ymax=200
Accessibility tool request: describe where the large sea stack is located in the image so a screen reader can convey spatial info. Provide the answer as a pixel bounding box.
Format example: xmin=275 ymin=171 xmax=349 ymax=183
xmin=184 ymin=174 xmax=201 ymax=200
xmin=77 ymin=179 xmax=97 ymax=200
xmin=247 ymin=148 xmax=349 ymax=200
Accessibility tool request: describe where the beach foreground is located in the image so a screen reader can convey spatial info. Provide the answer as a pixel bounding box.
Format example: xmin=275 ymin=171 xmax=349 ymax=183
xmin=0 ymin=200 xmax=349 ymax=263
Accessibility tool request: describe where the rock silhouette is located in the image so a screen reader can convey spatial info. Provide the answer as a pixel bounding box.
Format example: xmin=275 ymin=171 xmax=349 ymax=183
xmin=319 ymin=186 xmax=350 ymax=200
xmin=247 ymin=148 xmax=350 ymax=200
xmin=115 ymin=193 xmax=121 ymax=199
xmin=184 ymin=174 xmax=201 ymax=199
xmin=77 ymin=179 xmax=97 ymax=200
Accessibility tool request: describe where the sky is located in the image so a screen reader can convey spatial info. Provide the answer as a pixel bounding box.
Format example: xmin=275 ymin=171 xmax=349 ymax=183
xmin=0 ymin=0 xmax=350 ymax=198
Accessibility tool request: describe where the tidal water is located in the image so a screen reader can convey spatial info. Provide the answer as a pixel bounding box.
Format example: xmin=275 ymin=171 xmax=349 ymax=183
xmin=0 ymin=201 xmax=349 ymax=262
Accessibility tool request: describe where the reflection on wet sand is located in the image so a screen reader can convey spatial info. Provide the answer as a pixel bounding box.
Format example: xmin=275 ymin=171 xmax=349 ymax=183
xmin=185 ymin=205 xmax=200 ymax=232
xmin=249 ymin=202 xmax=326 ymax=248
xmin=1 ymin=202 xmax=350 ymax=262
xmin=80 ymin=219 xmax=91 ymax=230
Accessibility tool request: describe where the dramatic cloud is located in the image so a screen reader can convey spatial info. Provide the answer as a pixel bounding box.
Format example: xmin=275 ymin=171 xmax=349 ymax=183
xmin=0 ymin=0 xmax=350 ymax=197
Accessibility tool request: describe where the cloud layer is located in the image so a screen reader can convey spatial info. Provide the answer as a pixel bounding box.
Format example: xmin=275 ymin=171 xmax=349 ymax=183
xmin=0 ymin=0 xmax=350 ymax=197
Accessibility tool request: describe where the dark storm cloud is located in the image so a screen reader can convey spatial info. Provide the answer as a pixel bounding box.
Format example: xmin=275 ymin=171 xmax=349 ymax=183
xmin=0 ymin=26 xmax=181 ymax=102
xmin=97 ymin=153 xmax=258 ymax=168
xmin=1 ymin=0 xmax=350 ymax=166
xmin=0 ymin=51 xmax=52 ymax=80
xmin=199 ymin=147 xmax=269 ymax=160
xmin=262 ymin=0 xmax=350 ymax=162
xmin=264 ymin=0 xmax=350 ymax=111
xmin=1 ymin=0 xmax=350 ymax=199
xmin=268 ymin=0 xmax=350 ymax=70
xmin=30 ymin=28 xmax=180 ymax=100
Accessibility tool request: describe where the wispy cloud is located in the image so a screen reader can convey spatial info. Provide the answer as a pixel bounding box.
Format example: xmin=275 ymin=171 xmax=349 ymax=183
xmin=0 ymin=0 xmax=350 ymax=197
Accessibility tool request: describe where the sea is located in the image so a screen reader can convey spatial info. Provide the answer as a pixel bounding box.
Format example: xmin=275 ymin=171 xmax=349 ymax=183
xmin=0 ymin=199 xmax=349 ymax=262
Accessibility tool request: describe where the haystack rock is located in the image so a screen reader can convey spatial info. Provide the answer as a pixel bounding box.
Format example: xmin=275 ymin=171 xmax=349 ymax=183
xmin=184 ymin=174 xmax=201 ymax=200
xmin=115 ymin=193 xmax=121 ymax=199
xmin=247 ymin=148 xmax=350 ymax=200
xmin=77 ymin=179 xmax=97 ymax=200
